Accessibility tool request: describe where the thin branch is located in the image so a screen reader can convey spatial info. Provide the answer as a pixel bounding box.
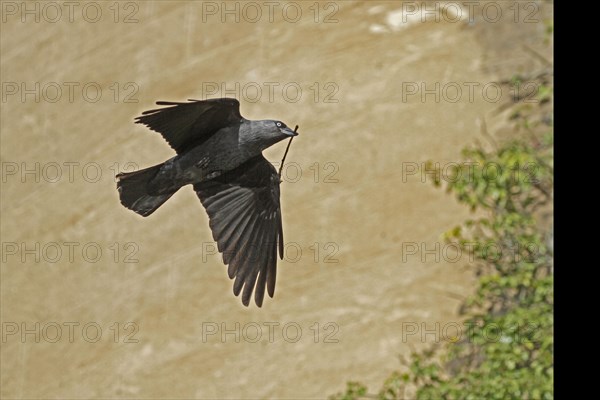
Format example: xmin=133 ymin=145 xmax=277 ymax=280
xmin=278 ymin=125 xmax=298 ymax=179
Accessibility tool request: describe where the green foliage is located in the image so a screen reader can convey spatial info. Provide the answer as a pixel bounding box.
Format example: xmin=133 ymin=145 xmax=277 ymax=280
xmin=334 ymin=382 xmax=369 ymax=400
xmin=409 ymin=135 xmax=553 ymax=400
xmin=433 ymin=141 xmax=553 ymax=215
xmin=330 ymin=104 xmax=553 ymax=400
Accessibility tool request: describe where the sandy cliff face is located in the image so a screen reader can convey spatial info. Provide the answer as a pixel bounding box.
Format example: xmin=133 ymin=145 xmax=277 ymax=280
xmin=1 ymin=1 xmax=552 ymax=398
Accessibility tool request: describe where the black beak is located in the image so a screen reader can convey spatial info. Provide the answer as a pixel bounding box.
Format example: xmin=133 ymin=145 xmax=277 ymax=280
xmin=282 ymin=126 xmax=299 ymax=137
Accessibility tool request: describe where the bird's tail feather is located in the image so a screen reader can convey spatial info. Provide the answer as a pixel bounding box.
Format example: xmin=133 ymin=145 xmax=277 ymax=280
xmin=116 ymin=163 xmax=176 ymax=217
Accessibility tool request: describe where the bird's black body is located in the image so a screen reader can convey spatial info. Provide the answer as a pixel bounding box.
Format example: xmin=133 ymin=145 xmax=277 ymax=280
xmin=116 ymin=98 xmax=297 ymax=307
xmin=149 ymin=125 xmax=248 ymax=193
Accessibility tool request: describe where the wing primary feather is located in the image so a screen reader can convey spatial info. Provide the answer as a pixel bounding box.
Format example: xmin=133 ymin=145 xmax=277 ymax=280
xmin=206 ymin=191 xmax=252 ymax=240
xmin=231 ymin=212 xmax=260 ymax=295
xmin=254 ymin=267 xmax=267 ymax=307
xmin=267 ymin=234 xmax=277 ymax=298
xmin=278 ymin=209 xmax=284 ymax=259
xmin=221 ymin=206 xmax=256 ymax=267
xmin=241 ymin=221 xmax=269 ymax=306
xmin=219 ymin=197 xmax=258 ymax=257
xmin=254 ymin=217 xmax=276 ymax=306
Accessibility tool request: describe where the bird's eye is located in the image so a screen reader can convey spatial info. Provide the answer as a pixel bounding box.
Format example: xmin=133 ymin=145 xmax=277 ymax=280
xmin=276 ymin=122 xmax=282 ymax=127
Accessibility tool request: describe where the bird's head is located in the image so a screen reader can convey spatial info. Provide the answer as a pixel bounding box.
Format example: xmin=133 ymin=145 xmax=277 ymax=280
xmin=243 ymin=120 xmax=298 ymax=151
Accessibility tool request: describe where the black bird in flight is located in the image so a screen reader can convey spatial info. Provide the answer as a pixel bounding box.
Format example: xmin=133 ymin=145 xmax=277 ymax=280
xmin=116 ymin=98 xmax=298 ymax=307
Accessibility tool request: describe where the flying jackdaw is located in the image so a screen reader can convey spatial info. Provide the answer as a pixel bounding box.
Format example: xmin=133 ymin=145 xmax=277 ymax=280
xmin=116 ymin=98 xmax=298 ymax=307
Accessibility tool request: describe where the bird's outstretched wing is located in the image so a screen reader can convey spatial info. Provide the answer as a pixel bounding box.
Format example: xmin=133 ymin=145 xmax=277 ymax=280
xmin=194 ymin=155 xmax=284 ymax=307
xmin=135 ymin=98 xmax=243 ymax=154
